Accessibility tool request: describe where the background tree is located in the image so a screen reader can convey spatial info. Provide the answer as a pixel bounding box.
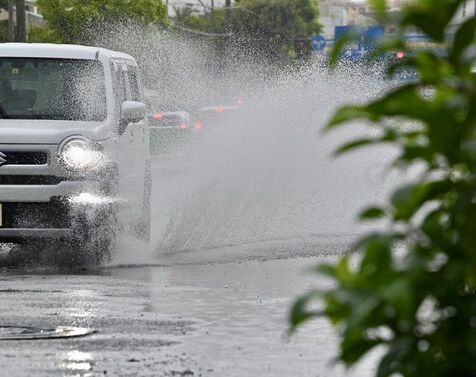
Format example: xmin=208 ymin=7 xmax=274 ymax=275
xmin=35 ymin=0 xmax=168 ymax=44
xmin=233 ymin=0 xmax=320 ymax=60
xmin=15 ymin=0 xmax=26 ymax=42
xmin=173 ymin=0 xmax=320 ymax=62
xmin=291 ymin=0 xmax=476 ymax=376
xmin=0 ymin=0 xmax=9 ymax=42
xmin=173 ymin=6 xmax=226 ymax=34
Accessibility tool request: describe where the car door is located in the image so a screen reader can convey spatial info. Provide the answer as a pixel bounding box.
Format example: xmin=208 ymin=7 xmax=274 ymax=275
xmin=112 ymin=60 xmax=143 ymax=220
xmin=124 ymin=63 xmax=147 ymax=208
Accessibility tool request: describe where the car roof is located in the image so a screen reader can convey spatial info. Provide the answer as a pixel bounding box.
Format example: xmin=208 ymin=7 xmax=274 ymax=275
xmin=162 ymin=111 xmax=190 ymax=118
xmin=198 ymin=105 xmax=240 ymax=112
xmin=0 ymin=43 xmax=135 ymax=63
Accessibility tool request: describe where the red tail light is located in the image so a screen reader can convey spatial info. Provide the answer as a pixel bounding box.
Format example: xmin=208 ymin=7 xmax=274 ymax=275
xmin=396 ymin=51 xmax=405 ymax=60
xmin=194 ymin=122 xmax=203 ymax=129
xmin=180 ymin=123 xmax=188 ymax=129
xmin=152 ymin=112 xmax=164 ymax=121
xmin=215 ymin=106 xmax=224 ymax=113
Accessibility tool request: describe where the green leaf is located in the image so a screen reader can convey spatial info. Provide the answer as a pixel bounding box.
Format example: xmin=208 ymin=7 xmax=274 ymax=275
xmin=334 ymin=256 xmax=353 ymax=283
xmin=352 ymin=232 xmax=397 ymax=253
xmin=365 ymin=85 xmax=428 ymax=119
xmin=381 ymin=278 xmax=415 ymax=322
xmin=334 ymin=138 xmax=378 ymax=155
xmin=376 ymin=338 xmax=413 ymax=377
xmin=289 ymin=291 xmax=322 ymax=332
xmin=341 ymin=327 xmax=380 ymax=365
xmin=359 ymin=207 xmax=386 ymax=220
xmin=401 ymin=0 xmax=465 ymax=42
xmin=312 ymin=263 xmax=337 ymax=278
xmin=390 ymin=180 xmax=451 ymax=221
xmin=313 ymin=258 xmax=353 ymax=284
xmin=414 ymin=51 xmax=452 ymax=84
xmin=359 ymin=236 xmax=393 ymax=280
xmin=420 ymin=209 xmax=456 ymax=252
xmin=326 ymin=106 xmax=376 ymax=131
xmin=329 ymin=30 xmax=356 ymax=67
xmin=451 ymin=16 xmax=476 ymax=67
xmin=326 ymin=85 xmax=433 ymax=135
xmin=368 ymin=0 xmax=386 ymax=13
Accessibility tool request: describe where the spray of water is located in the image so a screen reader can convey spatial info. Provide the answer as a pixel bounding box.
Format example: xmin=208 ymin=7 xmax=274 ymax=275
xmin=91 ymin=25 xmax=404 ymax=257
xmin=0 ymin=24 xmax=407 ymax=268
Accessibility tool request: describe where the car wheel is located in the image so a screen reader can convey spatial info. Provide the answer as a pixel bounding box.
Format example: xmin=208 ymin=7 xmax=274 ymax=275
xmin=71 ymin=206 xmax=117 ymax=265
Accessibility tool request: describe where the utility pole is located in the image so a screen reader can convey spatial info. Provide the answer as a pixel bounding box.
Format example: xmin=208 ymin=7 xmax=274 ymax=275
xmin=225 ymin=0 xmax=231 ymax=31
xmin=7 ymin=0 xmax=15 ymax=42
xmin=210 ymin=0 xmax=215 ymax=32
xmin=15 ymin=0 xmax=27 ymax=42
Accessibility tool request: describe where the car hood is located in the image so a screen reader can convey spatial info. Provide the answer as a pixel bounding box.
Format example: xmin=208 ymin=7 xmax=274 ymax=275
xmin=0 ymin=120 xmax=114 ymax=145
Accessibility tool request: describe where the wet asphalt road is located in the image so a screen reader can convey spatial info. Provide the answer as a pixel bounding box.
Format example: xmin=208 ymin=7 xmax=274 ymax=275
xmin=0 ymin=239 xmax=378 ymax=377
xmin=0 ymin=140 xmax=390 ymax=377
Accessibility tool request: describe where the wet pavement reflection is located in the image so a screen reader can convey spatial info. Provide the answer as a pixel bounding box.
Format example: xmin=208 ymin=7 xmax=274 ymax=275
xmin=0 ymin=242 xmax=378 ymax=377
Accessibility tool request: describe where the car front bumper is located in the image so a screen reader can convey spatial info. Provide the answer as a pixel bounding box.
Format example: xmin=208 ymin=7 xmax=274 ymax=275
xmin=0 ymin=143 xmax=117 ymax=242
xmin=0 ymin=228 xmax=74 ymax=242
xmin=0 ymin=180 xmax=115 ymax=242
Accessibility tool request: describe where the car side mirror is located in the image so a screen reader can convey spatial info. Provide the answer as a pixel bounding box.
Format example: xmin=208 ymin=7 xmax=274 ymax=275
xmin=119 ymin=101 xmax=146 ymax=134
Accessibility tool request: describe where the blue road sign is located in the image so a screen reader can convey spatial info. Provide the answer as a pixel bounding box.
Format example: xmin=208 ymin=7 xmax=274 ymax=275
xmin=311 ymin=35 xmax=327 ymax=51
xmin=334 ymin=26 xmax=384 ymax=61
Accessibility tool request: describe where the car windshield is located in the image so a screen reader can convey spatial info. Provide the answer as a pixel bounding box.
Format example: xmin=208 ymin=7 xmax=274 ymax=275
xmin=0 ymin=58 xmax=107 ymax=121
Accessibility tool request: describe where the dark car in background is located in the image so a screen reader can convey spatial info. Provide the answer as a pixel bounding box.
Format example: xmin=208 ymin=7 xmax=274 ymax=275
xmin=148 ymin=111 xmax=193 ymax=157
xmin=192 ymin=102 xmax=243 ymax=131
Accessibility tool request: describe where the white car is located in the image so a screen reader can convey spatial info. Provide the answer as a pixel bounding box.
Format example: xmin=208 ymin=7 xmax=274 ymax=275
xmin=0 ymin=43 xmax=151 ymax=263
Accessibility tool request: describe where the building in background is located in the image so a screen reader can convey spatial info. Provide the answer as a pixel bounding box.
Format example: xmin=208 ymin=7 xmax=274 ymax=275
xmin=383 ymin=0 xmax=475 ymax=34
xmin=0 ymin=0 xmax=44 ymax=29
xmin=319 ymin=0 xmax=373 ymax=39
xmin=166 ymin=0 xmax=230 ymax=17
xmin=449 ymin=0 xmax=476 ymax=33
xmin=385 ymin=0 xmax=412 ymax=9
xmin=24 ymin=0 xmax=44 ymax=26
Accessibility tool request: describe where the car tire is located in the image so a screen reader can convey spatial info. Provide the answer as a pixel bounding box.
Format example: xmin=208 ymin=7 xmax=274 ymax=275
xmin=71 ymin=205 xmax=117 ymax=265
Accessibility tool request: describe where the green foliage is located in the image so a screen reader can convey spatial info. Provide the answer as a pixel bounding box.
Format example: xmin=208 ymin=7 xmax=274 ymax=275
xmin=0 ymin=1 xmax=8 ymax=42
xmin=233 ymin=0 xmax=320 ymax=60
xmin=174 ymin=7 xmax=227 ymax=33
xmin=36 ymin=0 xmax=168 ymax=44
xmin=0 ymin=20 xmax=7 ymax=43
xmin=291 ymin=1 xmax=476 ymax=376
xmin=173 ymin=0 xmax=320 ymax=61
xmin=28 ymin=26 xmax=62 ymax=43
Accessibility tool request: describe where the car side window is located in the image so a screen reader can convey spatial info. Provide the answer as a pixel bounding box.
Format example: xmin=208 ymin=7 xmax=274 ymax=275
xmin=111 ymin=61 xmax=127 ymax=114
xmin=127 ymin=65 xmax=142 ymax=102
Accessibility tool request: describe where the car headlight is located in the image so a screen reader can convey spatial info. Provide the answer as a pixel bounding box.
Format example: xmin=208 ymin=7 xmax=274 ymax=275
xmin=58 ymin=137 xmax=104 ymax=171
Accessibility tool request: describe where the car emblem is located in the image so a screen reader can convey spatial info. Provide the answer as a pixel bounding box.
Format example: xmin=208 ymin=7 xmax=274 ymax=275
xmin=0 ymin=152 xmax=8 ymax=167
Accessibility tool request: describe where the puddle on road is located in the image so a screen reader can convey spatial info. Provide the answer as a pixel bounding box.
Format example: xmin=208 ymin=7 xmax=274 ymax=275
xmin=0 ymin=325 xmax=96 ymax=340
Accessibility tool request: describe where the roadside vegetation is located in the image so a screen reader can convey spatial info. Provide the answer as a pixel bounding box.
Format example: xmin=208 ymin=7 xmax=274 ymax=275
xmin=30 ymin=0 xmax=168 ymax=44
xmin=165 ymin=0 xmax=320 ymax=61
xmin=23 ymin=0 xmax=319 ymax=63
xmin=291 ymin=1 xmax=476 ymax=376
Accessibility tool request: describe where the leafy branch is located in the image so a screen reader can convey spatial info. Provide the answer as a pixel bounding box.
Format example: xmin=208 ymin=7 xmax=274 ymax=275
xmin=291 ymin=1 xmax=476 ymax=376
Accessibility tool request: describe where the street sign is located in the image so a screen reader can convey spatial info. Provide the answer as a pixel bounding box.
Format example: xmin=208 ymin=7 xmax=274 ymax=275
xmin=334 ymin=26 xmax=384 ymax=61
xmin=311 ymin=35 xmax=326 ymax=51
